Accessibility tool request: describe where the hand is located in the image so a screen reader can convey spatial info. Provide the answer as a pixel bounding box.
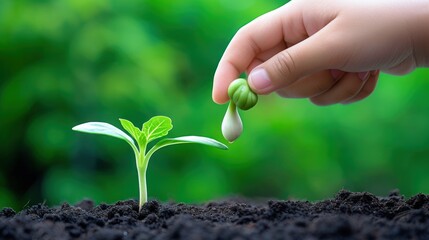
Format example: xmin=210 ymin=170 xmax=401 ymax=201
xmin=213 ymin=0 xmax=429 ymax=106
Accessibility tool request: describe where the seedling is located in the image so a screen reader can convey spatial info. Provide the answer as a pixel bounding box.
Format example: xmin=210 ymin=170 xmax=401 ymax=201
xmin=72 ymin=116 xmax=227 ymax=210
xmin=222 ymin=78 xmax=258 ymax=142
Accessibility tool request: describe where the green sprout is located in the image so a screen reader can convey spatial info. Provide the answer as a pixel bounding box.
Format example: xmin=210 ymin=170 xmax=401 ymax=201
xmin=222 ymin=78 xmax=258 ymax=142
xmin=72 ymin=116 xmax=227 ymax=210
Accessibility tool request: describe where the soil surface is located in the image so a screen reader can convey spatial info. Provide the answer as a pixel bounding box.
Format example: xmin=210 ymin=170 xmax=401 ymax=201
xmin=1 ymin=190 xmax=429 ymax=240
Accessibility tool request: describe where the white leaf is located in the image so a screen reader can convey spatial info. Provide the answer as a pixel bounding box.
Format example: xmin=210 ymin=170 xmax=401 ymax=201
xmin=72 ymin=122 xmax=135 ymax=147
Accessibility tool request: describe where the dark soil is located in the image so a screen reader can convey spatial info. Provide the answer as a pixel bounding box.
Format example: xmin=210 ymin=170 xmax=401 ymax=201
xmin=1 ymin=190 xmax=429 ymax=240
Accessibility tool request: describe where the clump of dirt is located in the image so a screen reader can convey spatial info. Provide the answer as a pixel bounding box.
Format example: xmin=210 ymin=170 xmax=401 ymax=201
xmin=1 ymin=190 xmax=428 ymax=239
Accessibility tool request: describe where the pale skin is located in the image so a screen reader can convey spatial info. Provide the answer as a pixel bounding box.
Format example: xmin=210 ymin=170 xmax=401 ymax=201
xmin=213 ymin=0 xmax=429 ymax=106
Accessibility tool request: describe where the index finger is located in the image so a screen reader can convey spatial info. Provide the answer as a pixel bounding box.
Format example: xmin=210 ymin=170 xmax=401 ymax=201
xmin=212 ymin=4 xmax=300 ymax=104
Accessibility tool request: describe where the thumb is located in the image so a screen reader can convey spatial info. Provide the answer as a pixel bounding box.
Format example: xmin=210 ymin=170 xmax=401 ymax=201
xmin=248 ymin=24 xmax=343 ymax=94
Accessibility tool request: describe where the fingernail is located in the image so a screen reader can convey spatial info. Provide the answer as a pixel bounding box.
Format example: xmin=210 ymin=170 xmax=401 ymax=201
xmin=249 ymin=68 xmax=272 ymax=91
xmin=358 ymin=71 xmax=370 ymax=81
xmin=330 ymin=69 xmax=343 ymax=80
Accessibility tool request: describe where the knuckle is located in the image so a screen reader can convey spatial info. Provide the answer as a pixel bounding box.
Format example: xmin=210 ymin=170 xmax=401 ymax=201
xmin=342 ymin=79 xmax=363 ymax=98
xmin=315 ymin=82 xmax=328 ymax=94
xmin=344 ymin=87 xmax=359 ymax=98
xmin=272 ymin=50 xmax=296 ymax=81
xmin=315 ymin=78 xmax=336 ymax=94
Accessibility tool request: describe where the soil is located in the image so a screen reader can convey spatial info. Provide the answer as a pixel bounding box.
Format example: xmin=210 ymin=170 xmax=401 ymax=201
xmin=1 ymin=190 xmax=429 ymax=240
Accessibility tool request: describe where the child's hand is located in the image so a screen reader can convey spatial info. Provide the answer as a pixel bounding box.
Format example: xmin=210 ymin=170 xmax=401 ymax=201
xmin=213 ymin=0 xmax=429 ymax=106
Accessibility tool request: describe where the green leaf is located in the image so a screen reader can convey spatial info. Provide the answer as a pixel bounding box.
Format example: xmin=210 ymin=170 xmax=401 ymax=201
xmin=72 ymin=122 xmax=136 ymax=149
xmin=146 ymin=136 xmax=228 ymax=160
xmin=142 ymin=116 xmax=173 ymax=143
xmin=119 ymin=118 xmax=142 ymax=141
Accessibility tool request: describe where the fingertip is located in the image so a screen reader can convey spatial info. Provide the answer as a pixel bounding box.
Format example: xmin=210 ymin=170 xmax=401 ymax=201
xmin=213 ymin=58 xmax=243 ymax=104
xmin=212 ymin=91 xmax=229 ymax=104
xmin=212 ymin=72 xmax=231 ymax=104
xmin=212 ymin=81 xmax=230 ymax=104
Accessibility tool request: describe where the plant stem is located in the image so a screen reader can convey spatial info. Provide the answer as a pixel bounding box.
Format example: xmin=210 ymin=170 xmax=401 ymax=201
xmin=135 ymin=150 xmax=148 ymax=211
xmin=137 ymin=165 xmax=147 ymax=210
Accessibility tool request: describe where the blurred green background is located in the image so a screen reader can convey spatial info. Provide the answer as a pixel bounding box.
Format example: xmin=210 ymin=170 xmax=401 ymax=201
xmin=1 ymin=0 xmax=429 ymax=210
